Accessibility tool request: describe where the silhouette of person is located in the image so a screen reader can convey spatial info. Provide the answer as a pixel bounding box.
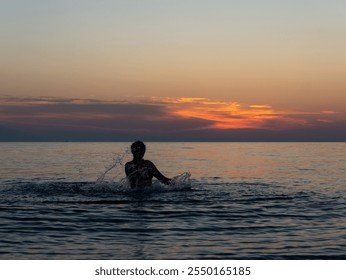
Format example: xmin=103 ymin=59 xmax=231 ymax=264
xmin=125 ymin=141 xmax=171 ymax=188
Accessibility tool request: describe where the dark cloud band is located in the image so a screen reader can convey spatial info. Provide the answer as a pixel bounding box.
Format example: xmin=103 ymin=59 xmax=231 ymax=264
xmin=0 ymin=96 xmax=345 ymax=141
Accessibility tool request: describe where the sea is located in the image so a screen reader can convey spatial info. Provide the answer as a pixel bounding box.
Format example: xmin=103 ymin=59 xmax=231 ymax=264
xmin=0 ymin=142 xmax=345 ymax=260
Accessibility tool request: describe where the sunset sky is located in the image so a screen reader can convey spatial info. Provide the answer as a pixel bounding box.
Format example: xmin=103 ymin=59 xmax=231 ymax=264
xmin=1 ymin=0 xmax=345 ymax=141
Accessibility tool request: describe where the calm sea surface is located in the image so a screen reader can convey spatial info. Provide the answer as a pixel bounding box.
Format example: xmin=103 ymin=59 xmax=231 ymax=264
xmin=0 ymin=142 xmax=345 ymax=259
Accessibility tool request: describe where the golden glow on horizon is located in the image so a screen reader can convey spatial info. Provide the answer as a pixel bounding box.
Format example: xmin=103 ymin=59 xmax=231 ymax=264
xmin=0 ymin=96 xmax=343 ymax=133
xmin=159 ymin=97 xmax=341 ymax=130
xmin=163 ymin=98 xmax=279 ymax=129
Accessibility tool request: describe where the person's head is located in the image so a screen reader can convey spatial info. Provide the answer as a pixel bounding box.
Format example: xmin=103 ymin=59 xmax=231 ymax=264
xmin=131 ymin=141 xmax=146 ymax=159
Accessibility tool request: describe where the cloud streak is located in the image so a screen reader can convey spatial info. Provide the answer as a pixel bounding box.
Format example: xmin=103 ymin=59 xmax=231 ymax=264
xmin=0 ymin=96 xmax=345 ymax=141
xmin=155 ymin=97 xmax=343 ymax=130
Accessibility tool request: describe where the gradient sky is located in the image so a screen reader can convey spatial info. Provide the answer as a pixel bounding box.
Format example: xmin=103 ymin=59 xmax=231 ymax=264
xmin=1 ymin=0 xmax=345 ymax=141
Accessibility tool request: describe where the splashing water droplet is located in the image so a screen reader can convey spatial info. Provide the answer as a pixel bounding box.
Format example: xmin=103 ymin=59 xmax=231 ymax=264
xmin=95 ymin=149 xmax=130 ymax=185
xmin=170 ymin=172 xmax=191 ymax=187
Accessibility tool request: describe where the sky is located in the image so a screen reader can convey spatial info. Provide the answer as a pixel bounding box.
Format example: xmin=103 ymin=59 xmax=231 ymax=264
xmin=1 ymin=0 xmax=345 ymax=141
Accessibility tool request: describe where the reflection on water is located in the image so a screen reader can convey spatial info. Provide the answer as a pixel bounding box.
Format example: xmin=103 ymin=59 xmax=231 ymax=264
xmin=0 ymin=142 xmax=345 ymax=259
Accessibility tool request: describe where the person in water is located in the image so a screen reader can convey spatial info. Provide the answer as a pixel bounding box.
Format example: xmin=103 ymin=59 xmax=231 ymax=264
xmin=125 ymin=141 xmax=171 ymax=188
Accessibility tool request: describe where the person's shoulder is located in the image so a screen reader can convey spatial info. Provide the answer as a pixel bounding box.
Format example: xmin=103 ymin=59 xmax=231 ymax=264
xmin=142 ymin=160 xmax=155 ymax=167
xmin=125 ymin=161 xmax=135 ymax=168
xmin=143 ymin=160 xmax=157 ymax=169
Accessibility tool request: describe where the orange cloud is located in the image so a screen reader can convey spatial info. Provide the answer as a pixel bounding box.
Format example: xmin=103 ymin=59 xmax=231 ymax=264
xmin=1 ymin=96 xmax=344 ymax=135
xmin=152 ymin=97 xmax=340 ymax=130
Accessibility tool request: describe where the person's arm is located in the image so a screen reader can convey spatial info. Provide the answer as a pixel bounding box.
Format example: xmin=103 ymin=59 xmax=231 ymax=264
xmin=148 ymin=161 xmax=171 ymax=185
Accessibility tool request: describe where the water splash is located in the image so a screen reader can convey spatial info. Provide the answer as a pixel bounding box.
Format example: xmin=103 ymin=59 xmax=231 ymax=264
xmin=94 ymin=146 xmax=191 ymax=191
xmin=95 ymin=149 xmax=130 ymax=185
xmin=170 ymin=172 xmax=191 ymax=187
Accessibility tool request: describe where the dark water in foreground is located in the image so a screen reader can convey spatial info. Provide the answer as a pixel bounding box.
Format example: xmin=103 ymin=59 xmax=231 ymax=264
xmin=0 ymin=142 xmax=345 ymax=259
